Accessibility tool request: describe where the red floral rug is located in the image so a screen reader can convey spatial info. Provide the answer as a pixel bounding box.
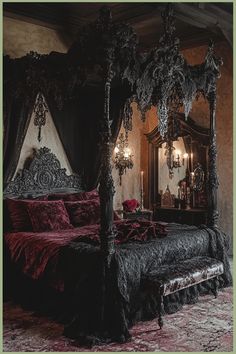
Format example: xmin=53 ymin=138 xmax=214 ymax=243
xmin=3 ymin=288 xmax=233 ymax=352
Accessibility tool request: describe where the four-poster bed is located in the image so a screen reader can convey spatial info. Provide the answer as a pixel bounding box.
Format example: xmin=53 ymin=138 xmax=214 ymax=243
xmin=3 ymin=4 xmax=232 ymax=346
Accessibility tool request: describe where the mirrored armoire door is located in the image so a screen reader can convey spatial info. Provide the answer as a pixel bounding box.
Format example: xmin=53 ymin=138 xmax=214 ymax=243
xmin=145 ymin=113 xmax=210 ymax=224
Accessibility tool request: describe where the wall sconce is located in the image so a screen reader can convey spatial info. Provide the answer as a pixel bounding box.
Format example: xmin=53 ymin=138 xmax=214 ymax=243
xmin=164 ymin=140 xmax=182 ymax=179
xmin=114 ymin=133 xmax=133 ymax=185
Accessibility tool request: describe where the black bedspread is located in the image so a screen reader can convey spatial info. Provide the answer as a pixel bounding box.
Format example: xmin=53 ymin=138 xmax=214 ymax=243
xmin=60 ymin=224 xmax=232 ymax=345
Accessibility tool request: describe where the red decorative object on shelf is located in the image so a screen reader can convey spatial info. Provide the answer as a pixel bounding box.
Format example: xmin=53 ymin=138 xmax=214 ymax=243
xmin=122 ymin=199 xmax=140 ymax=212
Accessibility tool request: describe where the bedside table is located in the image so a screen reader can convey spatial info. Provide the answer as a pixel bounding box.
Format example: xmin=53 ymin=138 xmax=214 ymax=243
xmin=123 ymin=209 xmax=153 ymax=221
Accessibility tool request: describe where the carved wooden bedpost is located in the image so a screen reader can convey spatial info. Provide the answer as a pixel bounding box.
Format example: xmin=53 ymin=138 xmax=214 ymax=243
xmin=98 ymin=24 xmax=117 ymax=332
xmin=207 ymin=90 xmax=219 ymax=228
xmin=205 ymin=43 xmax=223 ymax=228
xmin=99 ymin=58 xmax=116 ymax=264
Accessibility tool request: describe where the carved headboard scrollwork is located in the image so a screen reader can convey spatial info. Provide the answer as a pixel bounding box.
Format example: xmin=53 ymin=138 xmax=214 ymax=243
xmin=4 ymin=147 xmax=83 ymax=198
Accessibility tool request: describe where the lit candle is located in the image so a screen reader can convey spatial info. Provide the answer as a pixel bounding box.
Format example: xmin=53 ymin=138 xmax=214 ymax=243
xmin=140 ymin=171 xmax=144 ymax=191
xmin=191 ymin=172 xmax=194 ymax=186
xmin=191 ymin=153 xmax=193 ymax=172
xmin=183 ymin=153 xmax=188 ymax=166
xmin=175 ymin=150 xmax=180 ymax=158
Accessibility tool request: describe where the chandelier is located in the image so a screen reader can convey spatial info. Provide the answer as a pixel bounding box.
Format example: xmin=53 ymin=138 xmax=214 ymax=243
xmin=114 ymin=133 xmax=133 ymax=185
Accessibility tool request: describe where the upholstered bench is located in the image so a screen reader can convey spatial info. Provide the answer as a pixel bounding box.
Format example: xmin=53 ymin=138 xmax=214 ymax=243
xmin=142 ymin=256 xmax=224 ymax=329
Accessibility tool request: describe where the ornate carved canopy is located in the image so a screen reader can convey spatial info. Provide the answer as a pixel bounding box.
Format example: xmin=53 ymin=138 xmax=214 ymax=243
xmin=4 ymin=5 xmax=222 ymax=138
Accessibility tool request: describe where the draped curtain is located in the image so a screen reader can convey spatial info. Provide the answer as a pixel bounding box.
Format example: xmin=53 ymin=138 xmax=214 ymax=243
xmin=47 ymin=85 xmax=130 ymax=190
xmin=3 ymin=83 xmax=129 ymax=191
xmin=3 ymin=94 xmax=36 ymax=186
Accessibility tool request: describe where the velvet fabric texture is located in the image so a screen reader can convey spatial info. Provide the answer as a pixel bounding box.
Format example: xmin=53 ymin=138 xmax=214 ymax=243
xmin=65 ymin=199 xmax=100 ymax=226
xmin=48 ymin=189 xmax=99 ymax=202
xmin=26 ymin=200 xmax=73 ymax=232
xmin=6 ymin=199 xmax=33 ymax=232
xmin=142 ymin=256 xmax=224 ymax=296
xmin=77 ymin=189 xmax=99 ymax=201
xmin=5 ymin=196 xmax=49 ymax=232
xmin=4 ymin=220 xmax=167 ymax=285
xmin=4 ymin=224 xmax=100 ymax=282
xmin=48 ymin=193 xmax=84 ymax=202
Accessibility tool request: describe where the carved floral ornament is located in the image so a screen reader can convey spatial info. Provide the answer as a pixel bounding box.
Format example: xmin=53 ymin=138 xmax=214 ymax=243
xmin=4 ymin=4 xmax=222 ymax=139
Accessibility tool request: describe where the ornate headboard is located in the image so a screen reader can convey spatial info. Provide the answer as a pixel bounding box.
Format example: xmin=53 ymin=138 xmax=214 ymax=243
xmin=4 ymin=147 xmax=83 ymax=198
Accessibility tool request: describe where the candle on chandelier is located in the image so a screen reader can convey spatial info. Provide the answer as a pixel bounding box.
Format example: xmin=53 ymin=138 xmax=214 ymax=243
xmin=140 ymin=171 xmax=144 ymax=191
xmin=190 ymin=153 xmax=193 ymax=172
xmin=124 ymin=147 xmax=131 ymax=158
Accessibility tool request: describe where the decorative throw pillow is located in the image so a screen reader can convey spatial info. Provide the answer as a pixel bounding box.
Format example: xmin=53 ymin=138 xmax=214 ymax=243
xmin=6 ymin=195 xmax=49 ymax=232
xmin=65 ymin=199 xmax=100 ymax=226
xmin=77 ymin=189 xmax=99 ymax=201
xmin=48 ymin=193 xmax=82 ymax=201
xmin=48 ymin=189 xmax=99 ymax=202
xmin=7 ymin=198 xmax=33 ymax=231
xmin=26 ymin=200 xmax=73 ymax=232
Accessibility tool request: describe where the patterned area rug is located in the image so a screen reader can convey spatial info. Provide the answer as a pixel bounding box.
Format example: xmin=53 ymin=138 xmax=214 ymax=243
xmin=3 ymin=288 xmax=233 ymax=352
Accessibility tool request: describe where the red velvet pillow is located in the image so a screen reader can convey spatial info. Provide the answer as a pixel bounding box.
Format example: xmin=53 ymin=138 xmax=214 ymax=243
xmin=48 ymin=193 xmax=83 ymax=201
xmin=26 ymin=200 xmax=73 ymax=232
xmin=65 ymin=199 xmax=100 ymax=226
xmin=6 ymin=199 xmax=32 ymax=232
xmin=48 ymin=189 xmax=99 ymax=202
xmin=76 ymin=189 xmax=99 ymax=201
xmin=6 ymin=196 xmax=49 ymax=232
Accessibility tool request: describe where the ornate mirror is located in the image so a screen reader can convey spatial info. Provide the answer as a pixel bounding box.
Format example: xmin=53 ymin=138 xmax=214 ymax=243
xmin=145 ymin=113 xmax=210 ymax=210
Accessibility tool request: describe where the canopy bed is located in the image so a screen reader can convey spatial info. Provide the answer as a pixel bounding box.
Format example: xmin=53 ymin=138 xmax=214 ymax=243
xmin=3 ymin=4 xmax=231 ymax=346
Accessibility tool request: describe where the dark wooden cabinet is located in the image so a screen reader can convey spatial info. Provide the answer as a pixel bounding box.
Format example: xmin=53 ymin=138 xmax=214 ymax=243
xmin=154 ymin=207 xmax=207 ymax=226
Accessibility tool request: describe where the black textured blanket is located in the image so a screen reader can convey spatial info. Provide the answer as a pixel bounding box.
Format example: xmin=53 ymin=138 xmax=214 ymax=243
xmin=59 ymin=224 xmax=232 ymax=346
